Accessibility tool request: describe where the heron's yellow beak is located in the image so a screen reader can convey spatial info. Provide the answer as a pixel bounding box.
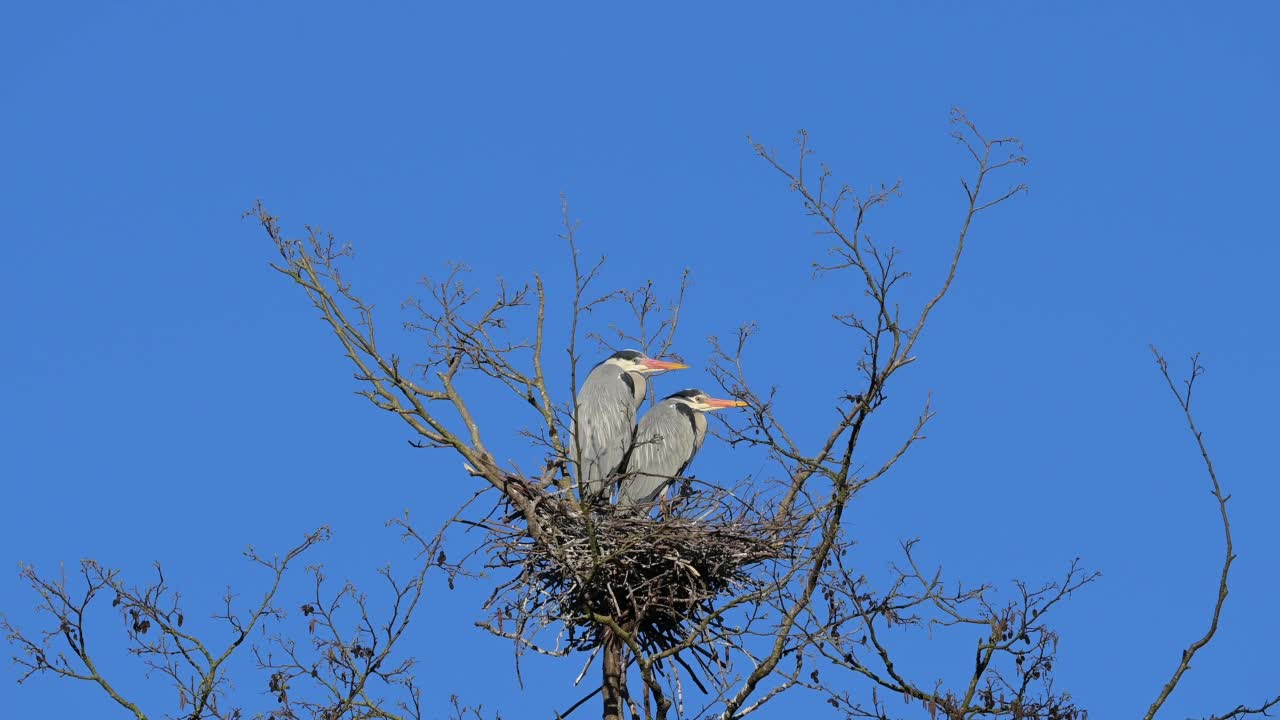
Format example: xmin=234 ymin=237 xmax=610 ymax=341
xmin=642 ymin=358 xmax=689 ymax=371
xmin=705 ymin=397 xmax=749 ymax=409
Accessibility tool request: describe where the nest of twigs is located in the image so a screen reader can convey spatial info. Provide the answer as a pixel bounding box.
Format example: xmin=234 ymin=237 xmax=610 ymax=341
xmin=482 ymin=479 xmax=785 ymax=657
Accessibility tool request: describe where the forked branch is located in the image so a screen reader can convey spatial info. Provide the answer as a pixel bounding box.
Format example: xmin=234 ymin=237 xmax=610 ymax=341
xmin=1144 ymin=349 xmax=1272 ymax=720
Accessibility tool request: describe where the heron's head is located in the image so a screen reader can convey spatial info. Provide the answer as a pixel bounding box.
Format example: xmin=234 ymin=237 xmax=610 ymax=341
xmin=605 ymin=349 xmax=688 ymax=375
xmin=667 ymin=388 xmax=749 ymax=413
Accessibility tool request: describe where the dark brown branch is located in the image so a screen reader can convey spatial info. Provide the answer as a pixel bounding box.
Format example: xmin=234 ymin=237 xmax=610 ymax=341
xmin=1144 ymin=348 xmax=1240 ymax=720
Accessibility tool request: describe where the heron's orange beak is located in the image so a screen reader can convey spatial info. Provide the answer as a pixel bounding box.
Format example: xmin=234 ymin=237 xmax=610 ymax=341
xmin=641 ymin=358 xmax=689 ymax=371
xmin=705 ymin=397 xmax=749 ymax=409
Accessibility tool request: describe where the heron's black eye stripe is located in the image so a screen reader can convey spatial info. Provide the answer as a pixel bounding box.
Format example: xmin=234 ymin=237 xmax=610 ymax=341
xmin=675 ymin=401 xmax=698 ymax=436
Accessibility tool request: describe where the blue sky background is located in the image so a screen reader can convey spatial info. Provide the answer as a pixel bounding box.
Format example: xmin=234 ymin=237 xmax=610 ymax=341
xmin=2 ymin=3 xmax=1277 ymax=718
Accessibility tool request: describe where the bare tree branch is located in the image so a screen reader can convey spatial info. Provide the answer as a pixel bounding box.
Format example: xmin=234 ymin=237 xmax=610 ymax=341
xmin=1143 ymin=348 xmax=1267 ymax=720
xmin=4 ymin=529 xmax=328 ymax=720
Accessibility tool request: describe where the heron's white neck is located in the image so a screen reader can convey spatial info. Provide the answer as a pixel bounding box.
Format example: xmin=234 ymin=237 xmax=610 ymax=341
xmin=627 ymin=371 xmax=648 ymax=406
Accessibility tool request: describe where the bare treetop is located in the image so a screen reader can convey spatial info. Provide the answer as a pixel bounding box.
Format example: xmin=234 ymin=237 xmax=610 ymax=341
xmin=6 ymin=110 xmax=1274 ymax=720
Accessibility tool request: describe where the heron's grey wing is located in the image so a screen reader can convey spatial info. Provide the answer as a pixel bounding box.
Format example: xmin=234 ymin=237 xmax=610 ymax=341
xmin=571 ymin=368 xmax=638 ymax=500
xmin=618 ymin=402 xmax=697 ymax=508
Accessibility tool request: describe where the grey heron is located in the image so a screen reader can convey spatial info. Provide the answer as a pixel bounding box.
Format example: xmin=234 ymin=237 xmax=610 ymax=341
xmin=617 ymin=389 xmax=747 ymax=510
xmin=571 ymin=350 xmax=688 ymax=501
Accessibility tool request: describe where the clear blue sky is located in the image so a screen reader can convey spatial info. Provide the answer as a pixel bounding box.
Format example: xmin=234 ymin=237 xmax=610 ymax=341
xmin=2 ymin=3 xmax=1277 ymax=718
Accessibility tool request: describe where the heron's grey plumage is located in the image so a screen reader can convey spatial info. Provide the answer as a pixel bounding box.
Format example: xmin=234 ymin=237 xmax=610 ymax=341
xmin=618 ymin=394 xmax=707 ymax=508
xmin=571 ymin=360 xmax=647 ymax=500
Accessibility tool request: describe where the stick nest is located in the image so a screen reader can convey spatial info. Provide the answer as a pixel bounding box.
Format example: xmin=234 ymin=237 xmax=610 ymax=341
xmin=483 ymin=482 xmax=786 ymax=656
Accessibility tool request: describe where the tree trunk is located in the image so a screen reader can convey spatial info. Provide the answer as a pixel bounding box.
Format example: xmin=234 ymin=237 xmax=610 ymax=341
xmin=602 ymin=629 xmax=625 ymax=720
